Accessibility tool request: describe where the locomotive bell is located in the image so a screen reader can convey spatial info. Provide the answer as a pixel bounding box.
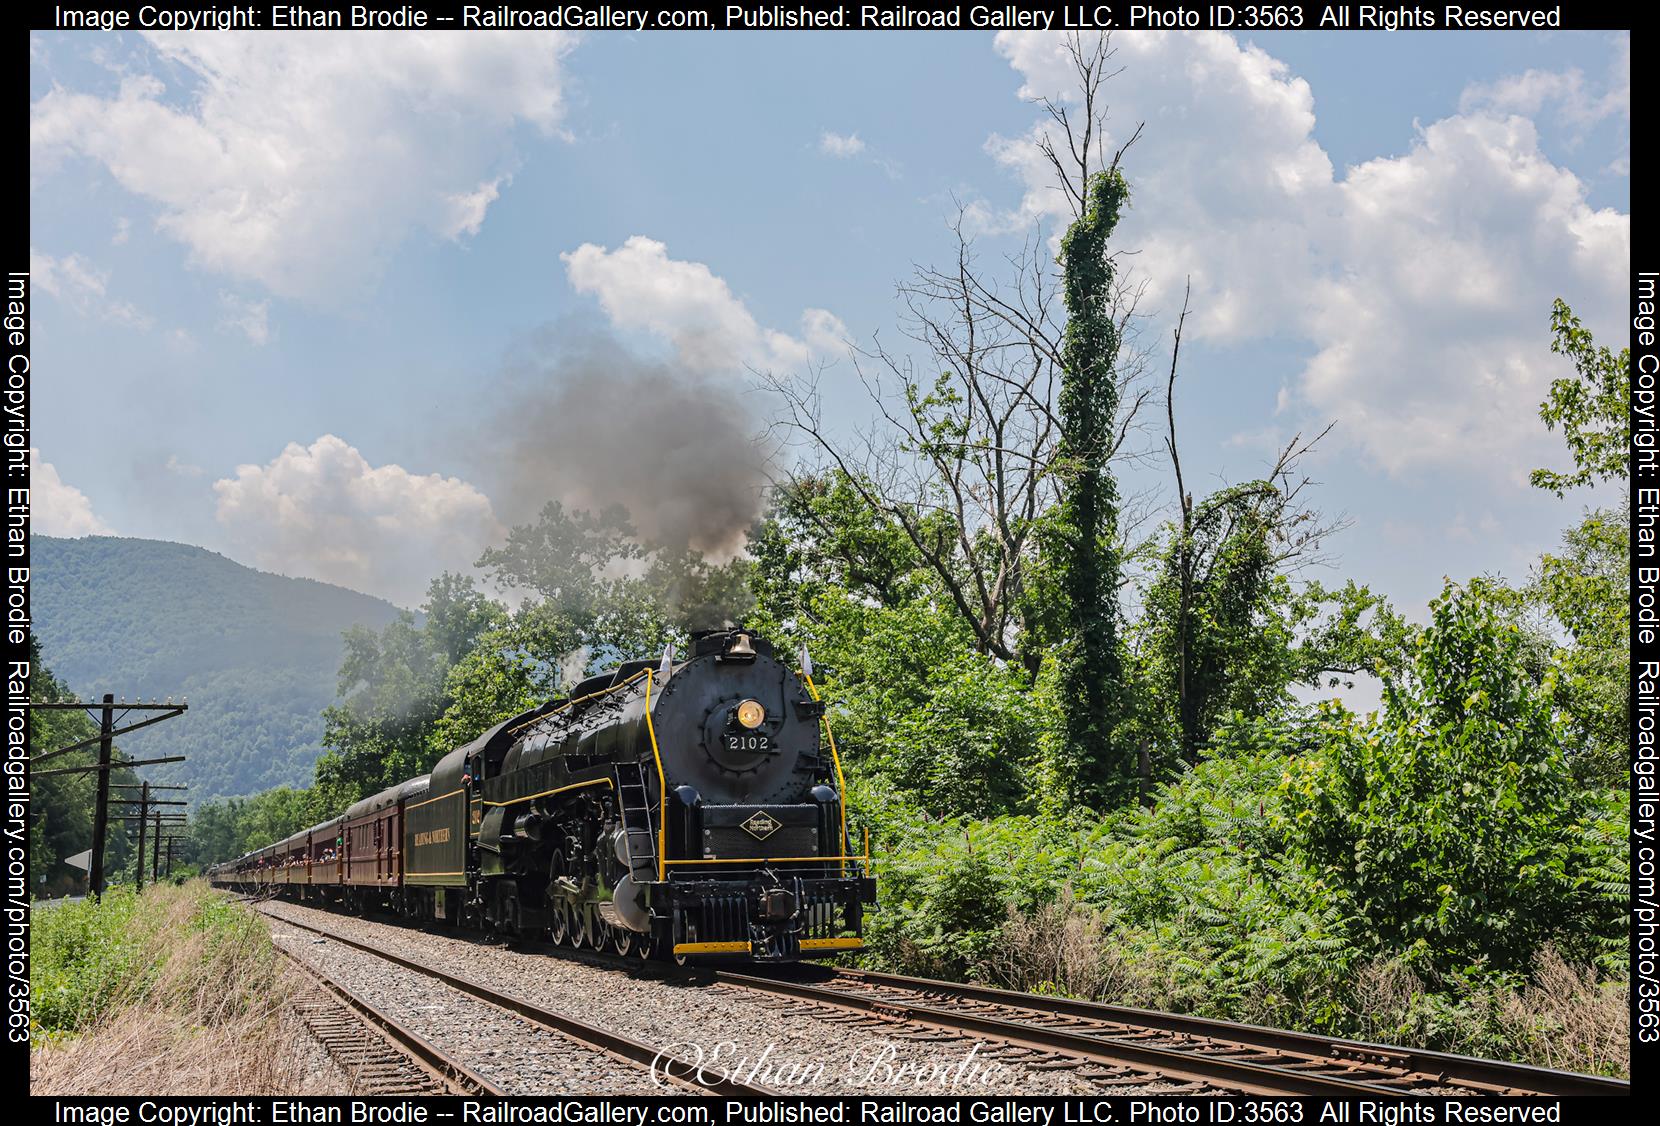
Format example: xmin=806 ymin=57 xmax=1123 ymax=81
xmin=720 ymin=631 xmax=758 ymax=663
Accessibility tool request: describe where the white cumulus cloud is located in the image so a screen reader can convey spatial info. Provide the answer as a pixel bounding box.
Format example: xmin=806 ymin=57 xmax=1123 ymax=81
xmin=561 ymin=235 xmax=845 ymax=374
xmin=31 ymin=247 xmax=152 ymax=330
xmin=31 ymin=32 xmax=576 ymax=300
xmin=29 ymin=450 xmax=114 ymax=536
xmin=442 ymin=175 xmax=512 ymax=240
xmin=212 ymin=435 xmax=503 ymax=606
xmin=989 ymin=31 xmax=1629 ymax=477
xmin=819 ymin=131 xmax=866 ymax=157
xmin=1459 ymin=32 xmax=1629 ymax=128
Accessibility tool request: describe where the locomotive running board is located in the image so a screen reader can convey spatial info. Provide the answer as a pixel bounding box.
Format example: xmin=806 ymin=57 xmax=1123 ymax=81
xmin=673 ymin=937 xmax=865 ymax=955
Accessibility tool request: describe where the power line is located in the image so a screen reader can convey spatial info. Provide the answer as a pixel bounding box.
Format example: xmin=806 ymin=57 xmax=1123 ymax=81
xmin=30 ymin=701 xmax=189 ymax=765
xmin=32 ymin=755 xmax=187 ymax=779
xmin=28 ymin=694 xmax=191 ymax=896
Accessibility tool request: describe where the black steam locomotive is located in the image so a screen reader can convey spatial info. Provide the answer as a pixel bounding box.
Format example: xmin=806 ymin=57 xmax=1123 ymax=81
xmin=211 ymin=629 xmax=875 ymax=962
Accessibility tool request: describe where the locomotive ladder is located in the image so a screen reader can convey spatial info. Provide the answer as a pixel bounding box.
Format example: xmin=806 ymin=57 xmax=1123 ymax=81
xmin=614 ymin=761 xmax=659 ymax=881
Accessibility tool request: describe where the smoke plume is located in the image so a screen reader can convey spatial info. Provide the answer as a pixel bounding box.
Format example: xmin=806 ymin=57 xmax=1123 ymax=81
xmin=486 ymin=329 xmax=772 ymax=556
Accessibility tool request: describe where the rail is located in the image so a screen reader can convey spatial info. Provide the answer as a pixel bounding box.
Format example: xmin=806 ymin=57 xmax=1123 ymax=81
xmin=261 ymin=906 xmax=782 ymax=1097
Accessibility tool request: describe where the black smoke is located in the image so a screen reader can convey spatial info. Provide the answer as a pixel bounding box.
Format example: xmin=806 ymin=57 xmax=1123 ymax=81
xmin=483 ymin=328 xmax=772 ymax=557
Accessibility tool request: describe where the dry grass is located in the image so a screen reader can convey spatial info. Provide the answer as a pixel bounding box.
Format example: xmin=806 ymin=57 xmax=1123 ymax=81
xmin=29 ymin=882 xmax=350 ymax=1095
xmin=1495 ymin=949 xmax=1629 ymax=1078
xmin=991 ymin=900 xmax=1631 ymax=1080
xmin=30 ymin=1001 xmax=313 ymax=1095
xmin=987 ymin=893 xmax=1165 ymax=1004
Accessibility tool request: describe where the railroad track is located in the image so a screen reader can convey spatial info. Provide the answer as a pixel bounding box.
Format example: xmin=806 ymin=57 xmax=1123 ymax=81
xmin=262 ymin=907 xmax=781 ymax=1097
xmin=246 ymin=897 xmax=1628 ymax=1098
xmin=280 ymin=951 xmax=505 ymax=1095
xmin=724 ymin=965 xmax=1630 ymax=1098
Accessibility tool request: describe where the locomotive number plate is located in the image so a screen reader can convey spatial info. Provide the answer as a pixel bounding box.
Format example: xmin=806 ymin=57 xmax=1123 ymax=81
xmin=724 ymin=733 xmax=772 ymax=753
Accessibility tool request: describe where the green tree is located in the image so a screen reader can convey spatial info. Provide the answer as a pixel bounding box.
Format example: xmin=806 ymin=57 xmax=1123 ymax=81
xmin=425 ymin=599 xmax=582 ymax=755
xmin=1530 ymin=299 xmax=1629 ymax=496
xmin=1529 ymin=506 xmax=1628 ymax=783
xmin=1282 ymin=582 xmax=1599 ymax=973
xmin=1514 ymin=299 xmax=1631 ymax=786
xmin=1047 ymin=164 xmax=1131 ymax=809
xmin=476 ymin=502 xmax=638 ymax=625
xmin=314 ymin=573 xmax=504 ymax=807
xmin=479 ymin=500 xmax=752 ymax=640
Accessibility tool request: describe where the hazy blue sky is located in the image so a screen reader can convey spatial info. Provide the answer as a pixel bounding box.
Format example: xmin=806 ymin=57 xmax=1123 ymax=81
xmin=30 ymin=29 xmax=1630 ymax=646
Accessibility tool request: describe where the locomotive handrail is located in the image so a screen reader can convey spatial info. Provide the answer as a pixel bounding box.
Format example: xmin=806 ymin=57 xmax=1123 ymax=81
xmin=480 ymin=776 xmax=614 ymax=807
xmin=644 ymin=669 xmax=669 ymax=880
xmin=508 ymin=667 xmax=651 ymax=737
xmin=800 ymin=672 xmax=849 ymax=876
xmin=404 ymin=786 xmax=465 ymax=811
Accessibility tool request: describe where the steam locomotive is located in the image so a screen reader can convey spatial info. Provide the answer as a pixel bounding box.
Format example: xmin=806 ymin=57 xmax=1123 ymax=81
xmin=210 ymin=629 xmax=875 ymax=962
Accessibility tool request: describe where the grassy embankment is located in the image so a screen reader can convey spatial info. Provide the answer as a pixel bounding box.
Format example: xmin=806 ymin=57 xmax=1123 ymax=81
xmin=29 ymin=881 xmax=325 ymax=1095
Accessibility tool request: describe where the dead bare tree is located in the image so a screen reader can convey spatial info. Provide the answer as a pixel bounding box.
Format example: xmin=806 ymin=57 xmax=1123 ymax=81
xmin=1151 ymin=278 xmax=1350 ymax=763
xmin=766 ymin=33 xmax=1158 ymax=675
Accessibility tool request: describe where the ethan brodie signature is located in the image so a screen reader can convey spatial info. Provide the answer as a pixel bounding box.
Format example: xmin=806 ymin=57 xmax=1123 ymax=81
xmin=649 ymin=1039 xmax=1019 ymax=1092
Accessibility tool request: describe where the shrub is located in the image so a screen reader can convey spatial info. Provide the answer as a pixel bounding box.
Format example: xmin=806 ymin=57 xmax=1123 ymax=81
xmin=1280 ymin=582 xmax=1618 ymax=974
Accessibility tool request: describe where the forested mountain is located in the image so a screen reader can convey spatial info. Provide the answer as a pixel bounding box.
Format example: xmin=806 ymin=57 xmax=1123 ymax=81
xmin=30 ymin=536 xmax=406 ymax=801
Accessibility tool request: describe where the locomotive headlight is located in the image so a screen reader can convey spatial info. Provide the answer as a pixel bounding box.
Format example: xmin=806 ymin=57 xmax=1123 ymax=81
xmin=735 ymin=699 xmax=766 ymax=729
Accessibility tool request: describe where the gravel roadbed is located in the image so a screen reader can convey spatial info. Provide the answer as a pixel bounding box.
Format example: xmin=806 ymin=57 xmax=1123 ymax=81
xmin=256 ymin=898 xmax=1195 ymax=1095
xmin=268 ymin=917 xmax=670 ymax=1095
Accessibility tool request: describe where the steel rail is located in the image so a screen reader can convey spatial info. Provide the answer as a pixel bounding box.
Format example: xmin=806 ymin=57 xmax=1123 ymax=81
xmin=818 ymin=966 xmax=1629 ymax=1097
xmin=714 ymin=967 xmax=1389 ymax=1097
xmin=278 ymin=948 xmax=507 ymax=1095
xmin=242 ymin=893 xmax=1627 ymax=1098
xmin=262 ymin=907 xmax=781 ymax=1097
xmin=733 ymin=963 xmax=1626 ymax=1096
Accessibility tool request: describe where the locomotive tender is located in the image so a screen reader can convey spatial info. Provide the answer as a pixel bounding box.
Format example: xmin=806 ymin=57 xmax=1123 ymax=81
xmin=211 ymin=629 xmax=875 ymax=961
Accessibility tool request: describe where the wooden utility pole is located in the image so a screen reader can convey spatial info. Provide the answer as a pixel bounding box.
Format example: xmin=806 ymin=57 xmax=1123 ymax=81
xmin=134 ymin=781 xmax=149 ymax=892
xmin=89 ymin=695 xmax=114 ymax=898
xmin=32 ymin=700 xmax=188 ymax=896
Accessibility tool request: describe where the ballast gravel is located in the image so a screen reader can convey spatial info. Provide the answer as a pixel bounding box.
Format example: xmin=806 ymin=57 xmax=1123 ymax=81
xmin=257 ymin=898 xmax=1197 ymax=1096
xmin=269 ymin=918 xmax=668 ymax=1095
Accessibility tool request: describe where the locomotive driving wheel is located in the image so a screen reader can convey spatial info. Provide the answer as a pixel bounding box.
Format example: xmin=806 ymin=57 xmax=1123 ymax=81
xmin=547 ymin=850 xmax=573 ymax=945
xmin=570 ymin=903 xmax=594 ymax=948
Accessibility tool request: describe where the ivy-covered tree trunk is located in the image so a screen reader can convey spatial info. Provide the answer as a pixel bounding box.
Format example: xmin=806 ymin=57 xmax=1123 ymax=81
xmin=1051 ymin=168 xmax=1130 ymax=808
